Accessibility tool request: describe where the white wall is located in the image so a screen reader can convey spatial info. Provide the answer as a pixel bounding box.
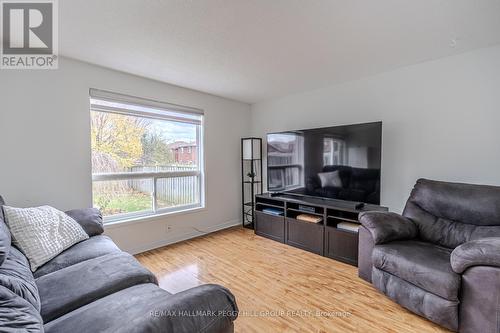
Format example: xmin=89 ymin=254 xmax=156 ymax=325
xmin=251 ymin=45 xmax=500 ymax=212
xmin=0 ymin=57 xmax=251 ymax=253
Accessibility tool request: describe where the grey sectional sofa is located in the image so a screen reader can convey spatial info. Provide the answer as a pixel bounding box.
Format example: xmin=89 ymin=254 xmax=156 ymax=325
xmin=358 ymin=179 xmax=500 ymax=333
xmin=0 ymin=196 xmax=238 ymax=332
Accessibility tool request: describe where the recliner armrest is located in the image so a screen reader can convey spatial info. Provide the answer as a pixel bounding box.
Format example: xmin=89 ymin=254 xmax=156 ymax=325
xmin=450 ymin=237 xmax=500 ymax=274
xmin=359 ymin=211 xmax=417 ymax=245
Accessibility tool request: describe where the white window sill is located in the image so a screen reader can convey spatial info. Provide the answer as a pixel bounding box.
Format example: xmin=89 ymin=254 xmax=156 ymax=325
xmin=103 ymin=206 xmax=206 ymax=230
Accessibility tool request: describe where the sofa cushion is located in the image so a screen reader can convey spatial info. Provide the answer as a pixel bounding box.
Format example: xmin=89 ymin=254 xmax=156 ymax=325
xmin=37 ymin=252 xmax=157 ymax=322
xmin=0 ymin=285 xmax=43 ymax=332
xmin=372 ymin=240 xmax=460 ymax=301
xmin=3 ymin=205 xmax=89 ymax=271
xmin=34 ymin=235 xmax=120 ymax=278
xmin=44 ymin=283 xmax=238 ymax=333
xmin=322 ymin=165 xmax=352 ymax=188
xmin=318 ymin=170 xmax=342 ymax=188
xmin=372 ymin=267 xmax=458 ymax=331
xmin=44 ymin=284 xmax=172 ymax=333
xmin=65 ymin=208 xmax=104 ymax=237
xmin=43 ymin=284 xmax=172 ymax=333
xmin=0 ymin=247 xmax=40 ymax=311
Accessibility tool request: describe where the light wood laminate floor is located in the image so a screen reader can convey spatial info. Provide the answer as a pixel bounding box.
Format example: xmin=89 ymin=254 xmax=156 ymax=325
xmin=136 ymin=227 xmax=450 ymax=333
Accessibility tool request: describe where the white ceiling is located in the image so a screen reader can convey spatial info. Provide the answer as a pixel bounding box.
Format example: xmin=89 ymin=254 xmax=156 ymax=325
xmin=60 ymin=0 xmax=500 ymax=103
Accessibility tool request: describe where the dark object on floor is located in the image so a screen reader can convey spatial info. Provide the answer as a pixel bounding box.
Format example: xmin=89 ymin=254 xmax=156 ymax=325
xmin=0 ymin=196 xmax=238 ymax=333
xmin=358 ymin=179 xmax=500 ymax=333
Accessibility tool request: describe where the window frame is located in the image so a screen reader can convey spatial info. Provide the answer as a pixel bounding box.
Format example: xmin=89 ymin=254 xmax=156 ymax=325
xmin=89 ymin=89 xmax=205 ymax=224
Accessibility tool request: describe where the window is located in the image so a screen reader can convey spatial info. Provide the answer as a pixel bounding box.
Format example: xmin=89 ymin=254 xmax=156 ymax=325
xmin=89 ymin=89 xmax=204 ymax=223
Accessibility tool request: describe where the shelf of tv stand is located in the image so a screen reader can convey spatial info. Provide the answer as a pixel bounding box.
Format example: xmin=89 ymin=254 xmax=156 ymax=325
xmin=327 ymin=215 xmax=359 ymax=223
xmin=287 ymin=208 xmax=324 ymax=218
xmin=256 ymin=202 xmax=285 ymax=210
xmin=254 ymin=193 xmax=388 ymax=266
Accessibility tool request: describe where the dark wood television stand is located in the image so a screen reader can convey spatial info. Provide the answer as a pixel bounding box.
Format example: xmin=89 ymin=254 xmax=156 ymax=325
xmin=254 ymin=193 xmax=388 ymax=266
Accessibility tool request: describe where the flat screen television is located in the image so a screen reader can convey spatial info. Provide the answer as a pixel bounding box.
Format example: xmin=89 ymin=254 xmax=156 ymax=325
xmin=267 ymin=121 xmax=382 ymax=205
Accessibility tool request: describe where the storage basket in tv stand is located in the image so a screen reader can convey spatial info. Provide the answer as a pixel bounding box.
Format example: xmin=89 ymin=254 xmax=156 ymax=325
xmin=254 ymin=193 xmax=388 ymax=266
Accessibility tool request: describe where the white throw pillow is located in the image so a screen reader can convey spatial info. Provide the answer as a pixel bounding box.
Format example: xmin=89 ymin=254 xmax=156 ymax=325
xmin=2 ymin=205 xmax=89 ymax=271
xmin=318 ymin=170 xmax=343 ymax=188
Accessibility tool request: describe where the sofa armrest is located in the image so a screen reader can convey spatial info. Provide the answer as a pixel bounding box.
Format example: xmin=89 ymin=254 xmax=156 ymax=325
xmin=359 ymin=211 xmax=417 ymax=245
xmin=152 ymin=284 xmax=238 ymax=333
xmin=450 ymin=237 xmax=500 ymax=274
xmin=65 ymin=208 xmax=104 ymax=237
xmin=0 ymin=286 xmax=44 ymax=332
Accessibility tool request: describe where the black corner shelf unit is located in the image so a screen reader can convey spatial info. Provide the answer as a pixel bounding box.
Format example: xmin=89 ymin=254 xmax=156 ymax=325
xmin=254 ymin=193 xmax=388 ymax=266
xmin=241 ymin=138 xmax=263 ymax=229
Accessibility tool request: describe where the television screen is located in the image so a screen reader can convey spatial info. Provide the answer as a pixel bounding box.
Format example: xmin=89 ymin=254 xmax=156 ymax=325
xmin=267 ymin=121 xmax=382 ymax=204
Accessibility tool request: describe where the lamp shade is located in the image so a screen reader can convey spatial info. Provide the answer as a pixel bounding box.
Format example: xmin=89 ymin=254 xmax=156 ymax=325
xmin=242 ymin=138 xmax=261 ymax=160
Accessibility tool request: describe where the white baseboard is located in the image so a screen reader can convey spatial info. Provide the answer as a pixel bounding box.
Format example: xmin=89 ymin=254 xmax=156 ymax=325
xmin=126 ymin=219 xmax=241 ymax=255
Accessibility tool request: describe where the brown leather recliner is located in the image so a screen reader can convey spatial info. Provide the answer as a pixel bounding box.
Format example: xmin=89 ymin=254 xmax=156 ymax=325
xmin=358 ymin=179 xmax=500 ymax=332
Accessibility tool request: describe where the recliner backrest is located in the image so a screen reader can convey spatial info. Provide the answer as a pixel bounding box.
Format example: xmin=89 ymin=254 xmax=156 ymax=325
xmin=403 ymin=179 xmax=500 ymax=248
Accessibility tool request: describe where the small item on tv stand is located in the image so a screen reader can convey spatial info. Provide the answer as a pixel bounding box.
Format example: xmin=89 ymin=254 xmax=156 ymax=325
xmin=270 ymin=192 xmax=284 ymax=197
xmin=261 ymin=207 xmax=283 ymax=216
xmin=355 ymin=202 xmax=365 ymax=210
xmin=296 ymin=214 xmax=322 ymax=224
xmin=298 ymin=205 xmax=316 ymax=214
xmin=337 ymin=222 xmax=360 ymax=233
